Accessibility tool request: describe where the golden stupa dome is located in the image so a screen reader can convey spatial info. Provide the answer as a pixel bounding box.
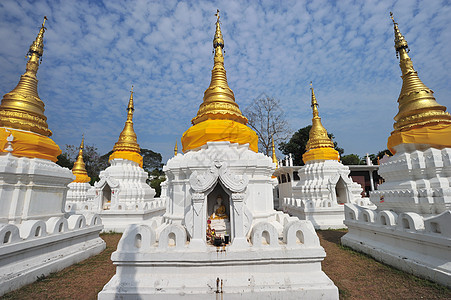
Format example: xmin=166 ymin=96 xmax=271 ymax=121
xmin=302 ymin=85 xmax=339 ymax=163
xmin=181 ymin=10 xmax=258 ymax=153
xmin=72 ymin=135 xmax=91 ymax=183
xmin=0 ymin=17 xmax=61 ymax=162
xmin=109 ymin=87 xmax=143 ymax=167
xmin=387 ymin=12 xmax=451 ymax=153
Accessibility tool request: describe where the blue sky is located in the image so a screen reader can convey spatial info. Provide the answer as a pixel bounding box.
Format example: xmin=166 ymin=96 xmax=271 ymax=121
xmin=0 ymin=0 xmax=450 ymax=163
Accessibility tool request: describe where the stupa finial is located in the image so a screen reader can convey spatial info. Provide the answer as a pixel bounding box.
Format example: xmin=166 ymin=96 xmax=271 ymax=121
xmin=72 ymin=134 xmax=91 ymax=183
xmin=388 ymin=12 xmax=451 ymax=135
xmin=190 ymin=10 xmax=248 ymax=126
xmin=174 ymin=141 xmax=178 ymax=156
xmin=305 ymin=84 xmax=334 ymax=152
xmin=310 ymin=81 xmax=319 ymax=118
xmin=0 ymin=16 xmax=52 ymax=136
xmin=271 ymin=136 xmax=278 ymax=168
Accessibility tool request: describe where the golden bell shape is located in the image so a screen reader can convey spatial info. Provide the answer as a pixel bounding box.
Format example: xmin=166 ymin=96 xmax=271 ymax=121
xmin=181 ymin=10 xmax=258 ymax=153
xmin=305 ymin=86 xmax=334 ymax=151
xmin=0 ymin=16 xmax=52 ymax=136
xmin=303 ymin=85 xmax=339 ymax=163
xmin=72 ymin=135 xmax=91 ymax=183
xmin=191 ymin=9 xmax=248 ymax=126
xmin=112 ymin=88 xmax=140 ymax=154
xmin=390 ymin=12 xmax=451 ymax=133
xmin=109 ymin=87 xmax=143 ymax=167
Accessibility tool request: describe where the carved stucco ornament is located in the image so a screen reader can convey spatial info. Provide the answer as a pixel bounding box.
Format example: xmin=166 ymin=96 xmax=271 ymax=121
xmin=189 ymin=160 xmax=249 ymax=193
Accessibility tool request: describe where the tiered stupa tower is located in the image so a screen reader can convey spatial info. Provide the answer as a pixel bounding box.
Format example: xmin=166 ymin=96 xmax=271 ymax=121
xmin=0 ymin=18 xmax=105 ymax=296
xmin=181 ymin=10 xmax=258 ymax=153
xmin=279 ymin=85 xmax=367 ymax=229
xmin=99 ymin=11 xmax=338 ymax=299
xmin=0 ymin=16 xmax=60 ymax=162
xmin=66 ymin=136 xmax=92 ymax=211
xmin=75 ymin=88 xmax=164 ymax=232
xmin=342 ymin=13 xmax=451 ymax=287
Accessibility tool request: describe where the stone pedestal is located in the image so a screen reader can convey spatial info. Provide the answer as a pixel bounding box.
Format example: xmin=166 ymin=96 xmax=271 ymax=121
xmin=0 ymin=153 xmax=105 ymax=296
xmin=65 ymin=158 xmax=165 ymax=232
xmin=280 ymin=160 xmax=372 ymax=229
xmin=342 ymin=144 xmax=451 ymax=287
xmin=99 ymin=142 xmax=338 ymax=299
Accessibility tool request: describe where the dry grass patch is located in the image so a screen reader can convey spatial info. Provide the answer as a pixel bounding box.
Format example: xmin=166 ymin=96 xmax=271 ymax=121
xmin=1 ymin=230 xmax=450 ymax=299
xmin=318 ymin=230 xmax=451 ymax=300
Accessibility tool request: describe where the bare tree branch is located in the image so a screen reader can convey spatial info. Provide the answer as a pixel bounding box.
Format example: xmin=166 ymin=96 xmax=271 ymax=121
xmin=243 ymin=94 xmax=291 ymax=156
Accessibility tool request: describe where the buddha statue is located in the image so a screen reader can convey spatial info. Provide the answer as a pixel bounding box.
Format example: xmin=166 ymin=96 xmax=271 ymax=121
xmin=208 ymin=195 xmax=230 ymax=240
xmin=209 ymin=195 xmax=228 ymax=220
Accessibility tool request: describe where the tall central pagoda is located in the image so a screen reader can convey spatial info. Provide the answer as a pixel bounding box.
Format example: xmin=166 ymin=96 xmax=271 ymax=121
xmin=181 ymin=10 xmax=258 ymax=153
xmin=99 ymin=11 xmax=338 ymax=299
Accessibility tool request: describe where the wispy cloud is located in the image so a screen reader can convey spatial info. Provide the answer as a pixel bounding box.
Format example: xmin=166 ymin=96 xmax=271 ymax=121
xmin=0 ymin=0 xmax=449 ymax=162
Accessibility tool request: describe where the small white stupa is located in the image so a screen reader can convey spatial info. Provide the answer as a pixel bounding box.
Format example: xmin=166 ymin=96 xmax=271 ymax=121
xmin=69 ymin=88 xmax=165 ymax=232
xmin=0 ymin=17 xmax=105 ymax=296
xmin=342 ymin=13 xmax=451 ymax=287
xmin=279 ymin=86 xmax=371 ymax=229
xmin=99 ymin=11 xmax=338 ymax=299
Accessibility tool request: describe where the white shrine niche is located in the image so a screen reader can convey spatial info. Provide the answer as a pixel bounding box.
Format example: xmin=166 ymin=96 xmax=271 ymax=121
xmin=99 ymin=141 xmax=339 ymax=299
xmin=206 ymin=184 xmax=231 ymax=238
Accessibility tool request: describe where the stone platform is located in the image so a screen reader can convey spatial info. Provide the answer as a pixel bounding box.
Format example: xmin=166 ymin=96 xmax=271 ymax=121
xmin=98 ymin=220 xmax=338 ymax=299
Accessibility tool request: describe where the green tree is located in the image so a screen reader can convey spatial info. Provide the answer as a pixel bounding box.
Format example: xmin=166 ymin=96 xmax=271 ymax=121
xmin=279 ymin=125 xmax=343 ymax=166
xmin=149 ymin=169 xmax=166 ymax=197
xmin=341 ymin=154 xmax=364 ymax=165
xmin=141 ymin=148 xmax=163 ymax=174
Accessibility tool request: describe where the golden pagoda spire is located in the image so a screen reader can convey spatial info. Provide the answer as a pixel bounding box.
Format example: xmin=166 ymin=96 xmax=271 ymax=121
xmin=181 ymin=10 xmax=258 ymax=153
xmin=112 ymin=86 xmax=140 ymax=154
xmin=303 ymin=83 xmax=339 ymax=163
xmin=271 ymin=136 xmax=278 ymax=168
xmin=389 ymin=12 xmax=451 ymax=134
xmin=0 ymin=16 xmax=52 ymax=136
xmin=72 ymin=135 xmax=91 ymax=183
xmin=174 ymin=141 xmax=178 ymax=156
xmin=109 ymin=86 xmax=143 ymax=166
xmin=191 ymin=9 xmax=248 ymax=125
xmin=305 ymin=83 xmax=334 ymax=151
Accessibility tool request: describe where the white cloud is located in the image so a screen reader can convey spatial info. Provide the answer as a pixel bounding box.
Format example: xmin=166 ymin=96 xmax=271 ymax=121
xmin=0 ymin=0 xmax=449 ymax=163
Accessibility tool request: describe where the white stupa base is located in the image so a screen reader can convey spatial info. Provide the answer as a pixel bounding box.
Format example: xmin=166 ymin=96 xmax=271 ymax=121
xmin=99 ymin=249 xmax=337 ymax=299
xmin=281 ymin=159 xmax=369 ymax=229
xmin=283 ymin=201 xmax=347 ymax=229
xmin=98 ymin=220 xmax=338 ymax=299
xmin=66 ymin=158 xmax=166 ymax=232
xmin=0 ymin=214 xmax=105 ymax=296
xmin=341 ymin=204 xmax=451 ymax=287
xmin=98 ymin=209 xmax=165 ymax=233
